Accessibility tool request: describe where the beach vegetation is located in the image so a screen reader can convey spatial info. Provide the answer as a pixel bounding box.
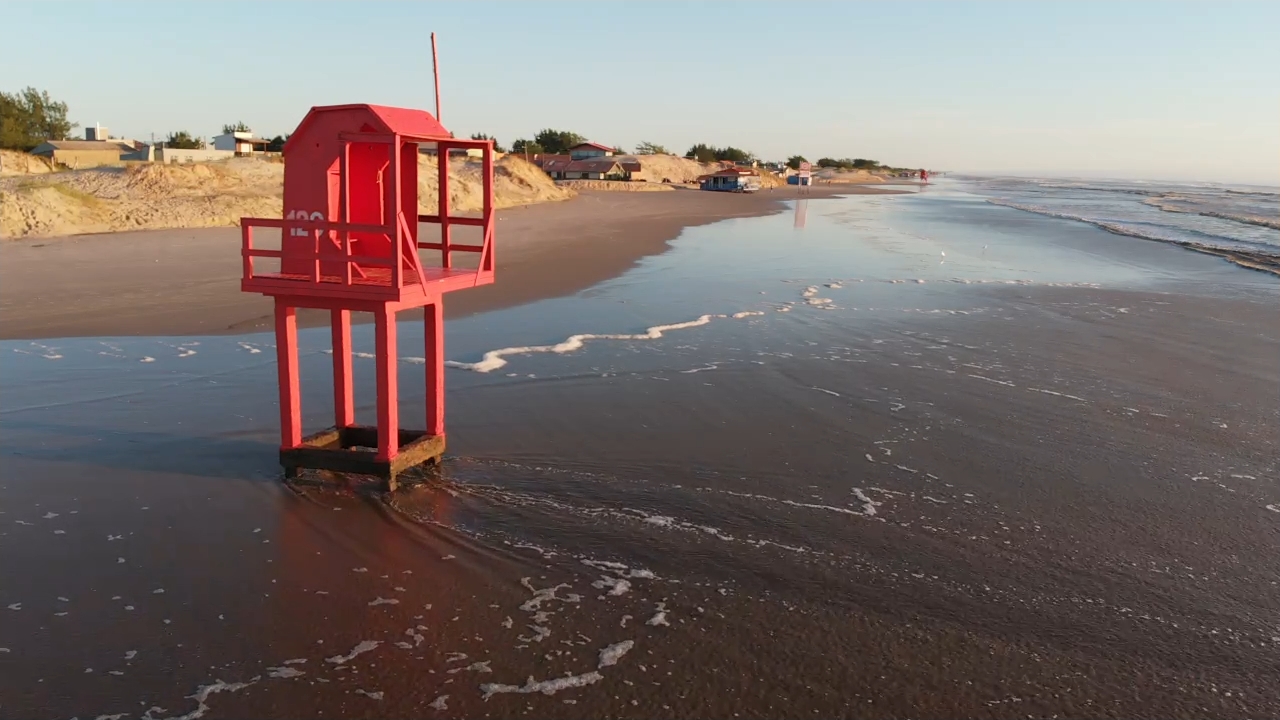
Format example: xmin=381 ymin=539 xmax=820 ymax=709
xmin=14 ymin=180 xmax=100 ymax=207
xmin=510 ymin=139 xmax=545 ymax=155
xmin=470 ymin=133 xmax=507 ymax=152
xmin=533 ymin=129 xmax=587 ymax=154
xmin=0 ymin=87 xmax=77 ymax=151
xmin=49 ymin=182 xmax=101 ymax=207
xmin=787 ymin=155 xmax=808 ymax=170
xmin=685 ymin=144 xmax=755 ymax=164
xmin=165 ymin=131 xmax=205 ymax=149
xmin=816 ymin=157 xmax=885 ymax=171
xmin=635 ymin=142 xmax=669 ymax=155
xmin=266 ymin=134 xmax=289 ymax=152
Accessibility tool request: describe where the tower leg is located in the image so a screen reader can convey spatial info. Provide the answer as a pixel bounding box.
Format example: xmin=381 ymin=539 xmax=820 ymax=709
xmin=374 ymin=305 xmax=399 ymax=462
xmin=426 ymin=300 xmax=445 ymax=437
xmin=275 ymin=301 xmax=301 ymax=450
xmin=331 ymin=309 xmax=354 ymax=428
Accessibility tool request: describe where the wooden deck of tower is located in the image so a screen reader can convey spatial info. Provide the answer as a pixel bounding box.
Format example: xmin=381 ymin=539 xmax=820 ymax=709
xmin=239 ymin=103 xmax=495 ymax=489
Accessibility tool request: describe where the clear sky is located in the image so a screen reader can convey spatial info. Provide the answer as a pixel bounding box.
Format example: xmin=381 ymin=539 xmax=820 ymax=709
xmin=4 ymin=1 xmax=1277 ymax=185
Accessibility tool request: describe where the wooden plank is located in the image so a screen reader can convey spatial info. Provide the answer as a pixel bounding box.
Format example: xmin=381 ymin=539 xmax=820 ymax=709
xmin=417 ymin=242 xmax=484 ymax=252
xmin=417 ymin=214 xmax=485 ymax=227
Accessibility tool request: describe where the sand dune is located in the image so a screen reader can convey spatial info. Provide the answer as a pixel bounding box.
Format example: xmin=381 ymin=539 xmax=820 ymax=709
xmin=0 ymin=149 xmax=56 ymax=176
xmin=0 ymin=154 xmax=573 ymax=239
xmin=815 ymin=168 xmax=885 ymax=184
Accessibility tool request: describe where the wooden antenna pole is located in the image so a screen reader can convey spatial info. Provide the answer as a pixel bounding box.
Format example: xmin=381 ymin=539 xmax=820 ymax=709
xmin=431 ymin=32 xmax=442 ymax=122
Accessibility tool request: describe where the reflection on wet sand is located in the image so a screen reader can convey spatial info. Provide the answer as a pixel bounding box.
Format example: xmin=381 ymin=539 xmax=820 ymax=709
xmin=4 ymin=189 xmax=1280 ymax=718
xmin=794 ymin=198 xmax=808 ymax=229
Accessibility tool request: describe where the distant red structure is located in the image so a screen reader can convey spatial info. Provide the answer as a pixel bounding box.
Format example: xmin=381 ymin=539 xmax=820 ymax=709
xmin=240 ymin=104 xmax=495 ymax=487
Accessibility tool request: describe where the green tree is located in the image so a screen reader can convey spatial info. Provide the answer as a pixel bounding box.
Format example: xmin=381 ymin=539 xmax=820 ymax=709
xmin=470 ymin=132 xmax=507 ymax=153
xmin=635 ymin=141 xmax=668 ymax=155
xmin=851 ymin=158 xmax=878 ymax=169
xmin=266 ymin=134 xmax=289 ymax=152
xmin=533 ymin=128 xmax=586 ymax=154
xmin=0 ymin=87 xmax=77 ymax=151
xmin=165 ymin=131 xmax=205 ymax=149
xmin=221 ymin=122 xmax=251 ymax=134
xmin=511 ymin=138 xmax=545 ymax=155
xmin=786 ymin=155 xmax=808 ymax=170
xmin=714 ymin=146 xmax=753 ymax=163
xmin=685 ymin=143 xmax=717 ymax=163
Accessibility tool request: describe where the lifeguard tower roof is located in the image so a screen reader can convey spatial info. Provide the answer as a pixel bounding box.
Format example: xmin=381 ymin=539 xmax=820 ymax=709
xmin=283 ymin=104 xmax=451 ymax=154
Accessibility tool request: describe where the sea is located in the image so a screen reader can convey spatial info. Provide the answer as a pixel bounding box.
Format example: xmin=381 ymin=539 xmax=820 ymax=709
xmin=3 ymin=178 xmax=1279 ymax=718
xmin=962 ymin=174 xmax=1280 ymax=255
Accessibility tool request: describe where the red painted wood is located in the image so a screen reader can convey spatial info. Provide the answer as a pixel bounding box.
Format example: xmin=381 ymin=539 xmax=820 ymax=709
xmin=374 ymin=306 xmax=399 ymax=461
xmin=483 ymin=145 xmax=495 ymax=274
xmin=438 ymin=142 xmax=451 ymax=269
xmin=417 ymin=242 xmax=484 ymax=252
xmin=426 ymin=301 xmax=445 ymax=437
xmin=241 ymin=104 xmax=498 ymax=478
xmin=417 ymin=214 xmax=485 ymax=227
xmin=275 ymin=301 xmax=301 ymax=449
xmin=331 ymin=309 xmax=354 ymax=427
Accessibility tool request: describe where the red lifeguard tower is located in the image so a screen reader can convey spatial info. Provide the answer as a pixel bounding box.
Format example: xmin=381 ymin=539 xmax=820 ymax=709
xmin=240 ymin=104 xmax=494 ymax=488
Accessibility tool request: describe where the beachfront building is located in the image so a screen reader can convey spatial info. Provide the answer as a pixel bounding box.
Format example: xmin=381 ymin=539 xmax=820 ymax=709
xmin=568 ymin=142 xmax=616 ymax=160
xmin=700 ymin=167 xmax=761 ymax=192
xmin=29 ymin=139 xmax=134 ymax=168
xmin=560 ymin=158 xmax=639 ymax=181
xmin=533 ymin=154 xmax=645 ymax=181
xmin=532 ymin=155 xmax=573 ymax=178
xmin=212 ymin=131 xmax=270 ymax=156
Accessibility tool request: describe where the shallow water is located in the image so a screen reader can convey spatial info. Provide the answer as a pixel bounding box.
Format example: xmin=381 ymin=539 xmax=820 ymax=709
xmin=3 ymin=186 xmax=1280 ymax=718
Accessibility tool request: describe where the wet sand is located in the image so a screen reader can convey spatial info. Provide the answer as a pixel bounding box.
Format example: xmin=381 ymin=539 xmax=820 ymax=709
xmin=0 ymin=185 xmax=896 ymax=341
xmin=3 ymin=186 xmax=1278 ymax=719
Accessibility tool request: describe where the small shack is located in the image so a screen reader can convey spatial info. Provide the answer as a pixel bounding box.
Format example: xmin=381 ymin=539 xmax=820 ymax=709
xmin=212 ymin=131 xmax=271 ymax=156
xmin=787 ymin=174 xmax=812 ymax=186
xmin=29 ymin=140 xmax=133 ymax=168
xmin=700 ymin=167 xmax=761 ymax=192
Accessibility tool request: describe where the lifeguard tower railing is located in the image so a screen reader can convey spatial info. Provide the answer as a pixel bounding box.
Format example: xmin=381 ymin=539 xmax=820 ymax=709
xmin=240 ymin=136 xmax=495 ymax=303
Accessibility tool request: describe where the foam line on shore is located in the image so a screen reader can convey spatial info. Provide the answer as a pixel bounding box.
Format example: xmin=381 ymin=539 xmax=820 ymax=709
xmin=445 ymin=312 xmax=760 ymax=374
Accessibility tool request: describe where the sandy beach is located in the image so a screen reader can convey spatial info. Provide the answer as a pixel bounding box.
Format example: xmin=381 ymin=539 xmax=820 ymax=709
xmin=3 ymin=181 xmax=1278 ymax=719
xmin=0 ymin=185 xmax=897 ymax=340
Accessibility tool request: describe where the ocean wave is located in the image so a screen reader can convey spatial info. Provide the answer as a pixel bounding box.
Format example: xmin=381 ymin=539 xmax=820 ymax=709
xmin=1141 ymin=197 xmax=1280 ymax=231
xmin=1225 ymin=188 xmax=1280 ymax=197
xmin=986 ymin=199 xmax=1280 ymax=276
xmin=1032 ymin=183 xmax=1162 ymax=196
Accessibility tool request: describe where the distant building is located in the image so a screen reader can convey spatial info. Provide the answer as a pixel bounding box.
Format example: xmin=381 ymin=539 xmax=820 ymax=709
xmin=155 ymin=147 xmax=235 ymax=163
xmin=29 ymin=139 xmax=134 ymax=168
xmin=531 ymin=154 xmax=573 ymax=179
xmin=560 ymin=158 xmax=635 ymax=181
xmin=533 ymin=153 xmax=645 ymax=181
xmin=699 ymin=167 xmax=761 ymax=192
xmin=212 ymin=131 xmax=270 ymax=155
xmin=568 ymin=142 xmax=616 ymax=161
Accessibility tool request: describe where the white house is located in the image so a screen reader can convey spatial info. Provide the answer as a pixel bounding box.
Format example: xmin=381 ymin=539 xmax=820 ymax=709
xmin=212 ymin=131 xmax=270 ymax=155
